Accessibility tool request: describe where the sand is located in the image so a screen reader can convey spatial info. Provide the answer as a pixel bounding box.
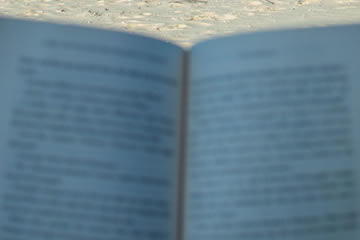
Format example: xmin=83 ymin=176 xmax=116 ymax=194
xmin=1 ymin=0 xmax=360 ymax=47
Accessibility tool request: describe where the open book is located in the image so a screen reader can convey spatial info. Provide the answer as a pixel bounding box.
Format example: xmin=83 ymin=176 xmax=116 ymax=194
xmin=0 ymin=17 xmax=359 ymax=240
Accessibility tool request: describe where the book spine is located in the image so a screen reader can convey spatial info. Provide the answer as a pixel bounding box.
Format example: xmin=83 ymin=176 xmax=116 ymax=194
xmin=176 ymin=50 xmax=189 ymax=240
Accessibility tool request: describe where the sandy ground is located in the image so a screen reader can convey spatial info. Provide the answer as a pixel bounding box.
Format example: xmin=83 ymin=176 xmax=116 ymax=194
xmin=1 ymin=0 xmax=360 ymax=47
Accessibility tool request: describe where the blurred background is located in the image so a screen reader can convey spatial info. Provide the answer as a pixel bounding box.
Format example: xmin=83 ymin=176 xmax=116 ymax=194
xmin=1 ymin=0 xmax=360 ymax=47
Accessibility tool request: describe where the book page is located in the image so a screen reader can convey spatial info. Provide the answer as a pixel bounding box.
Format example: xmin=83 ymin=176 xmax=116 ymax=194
xmin=185 ymin=26 xmax=360 ymax=240
xmin=0 ymin=18 xmax=184 ymax=240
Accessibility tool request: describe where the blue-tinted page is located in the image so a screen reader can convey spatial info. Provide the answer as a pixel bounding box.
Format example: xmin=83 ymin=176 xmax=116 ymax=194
xmin=186 ymin=25 xmax=360 ymax=240
xmin=0 ymin=18 xmax=184 ymax=240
